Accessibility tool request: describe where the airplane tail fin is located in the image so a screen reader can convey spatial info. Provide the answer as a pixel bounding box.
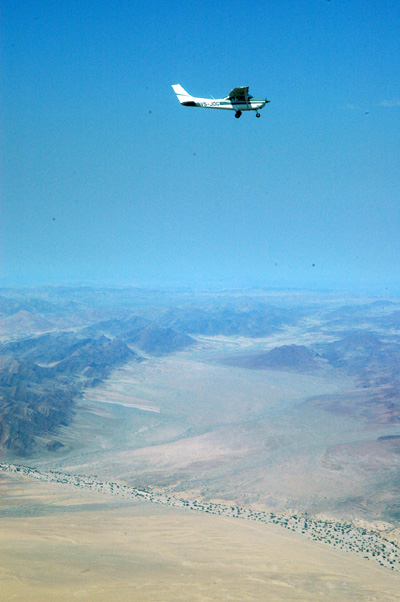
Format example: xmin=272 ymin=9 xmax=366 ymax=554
xmin=172 ymin=84 xmax=195 ymax=105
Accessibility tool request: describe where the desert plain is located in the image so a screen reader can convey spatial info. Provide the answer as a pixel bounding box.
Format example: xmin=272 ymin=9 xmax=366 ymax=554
xmin=2 ymin=470 xmax=400 ymax=602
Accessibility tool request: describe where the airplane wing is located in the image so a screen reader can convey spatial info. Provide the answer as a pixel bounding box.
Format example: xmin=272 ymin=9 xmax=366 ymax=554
xmin=228 ymin=86 xmax=249 ymax=100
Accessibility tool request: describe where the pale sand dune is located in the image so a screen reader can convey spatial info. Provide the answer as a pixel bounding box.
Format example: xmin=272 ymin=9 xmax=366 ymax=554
xmin=1 ymin=474 xmax=400 ymax=602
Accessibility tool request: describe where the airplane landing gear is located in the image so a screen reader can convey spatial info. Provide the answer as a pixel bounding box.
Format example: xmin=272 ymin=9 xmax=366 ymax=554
xmin=235 ymin=110 xmax=242 ymax=119
xmin=256 ymin=112 xmax=261 ymax=118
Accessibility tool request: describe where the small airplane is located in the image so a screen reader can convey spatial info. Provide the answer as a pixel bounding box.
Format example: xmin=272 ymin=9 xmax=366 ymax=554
xmin=172 ymin=84 xmax=270 ymax=119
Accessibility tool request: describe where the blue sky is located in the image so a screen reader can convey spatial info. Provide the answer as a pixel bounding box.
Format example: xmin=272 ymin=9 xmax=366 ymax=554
xmin=2 ymin=0 xmax=400 ymax=292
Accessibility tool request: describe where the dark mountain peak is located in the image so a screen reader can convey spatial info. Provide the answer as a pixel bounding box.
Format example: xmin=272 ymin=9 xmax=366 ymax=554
xmin=265 ymin=344 xmax=319 ymax=367
xmin=222 ymin=344 xmax=321 ymax=372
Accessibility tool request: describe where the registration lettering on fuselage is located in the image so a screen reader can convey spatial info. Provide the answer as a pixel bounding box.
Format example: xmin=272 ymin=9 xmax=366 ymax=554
xmin=200 ymin=101 xmax=220 ymax=107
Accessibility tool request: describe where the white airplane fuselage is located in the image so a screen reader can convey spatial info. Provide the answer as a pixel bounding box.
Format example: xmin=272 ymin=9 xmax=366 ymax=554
xmin=172 ymin=84 xmax=269 ymax=118
xmin=183 ymin=96 xmax=267 ymax=112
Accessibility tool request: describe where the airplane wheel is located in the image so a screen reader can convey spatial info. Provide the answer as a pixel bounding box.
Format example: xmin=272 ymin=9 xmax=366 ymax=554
xmin=235 ymin=111 xmax=242 ymax=119
xmin=256 ymin=113 xmax=261 ymax=118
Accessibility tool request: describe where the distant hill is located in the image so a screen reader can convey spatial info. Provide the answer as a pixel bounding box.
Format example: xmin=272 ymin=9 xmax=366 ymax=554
xmin=125 ymin=324 xmax=194 ymax=356
xmin=1 ymin=332 xmax=96 ymax=364
xmin=142 ymin=304 xmax=301 ymax=337
xmin=320 ymin=331 xmax=386 ymax=370
xmin=0 ymin=310 xmax=55 ymax=337
xmin=92 ymin=315 xmax=151 ymax=338
xmin=1 ymin=332 xmax=138 ymax=376
xmin=0 ymin=329 xmax=136 ymax=366
xmin=85 ymin=315 xmax=195 ymax=356
xmin=0 ymin=355 xmax=55 ymax=385
xmin=374 ymin=310 xmax=400 ymax=329
xmin=222 ymin=344 xmax=322 ymax=372
xmin=54 ymin=336 xmax=138 ymax=377
xmin=0 ymin=295 xmax=66 ymax=317
xmin=319 ymin=330 xmax=400 ymax=387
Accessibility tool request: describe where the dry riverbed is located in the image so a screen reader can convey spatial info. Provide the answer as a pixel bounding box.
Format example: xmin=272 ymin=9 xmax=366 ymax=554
xmin=1 ymin=462 xmax=399 ymax=573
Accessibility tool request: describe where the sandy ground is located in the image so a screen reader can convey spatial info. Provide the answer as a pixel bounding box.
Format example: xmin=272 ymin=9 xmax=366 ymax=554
xmin=1 ymin=473 xmax=400 ymax=602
